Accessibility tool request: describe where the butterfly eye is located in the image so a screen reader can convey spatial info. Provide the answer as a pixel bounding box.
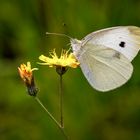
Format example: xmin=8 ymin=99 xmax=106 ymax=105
xmin=119 ymin=41 xmax=125 ymax=48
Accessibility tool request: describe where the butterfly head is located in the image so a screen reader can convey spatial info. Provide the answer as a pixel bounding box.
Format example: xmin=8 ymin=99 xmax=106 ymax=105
xmin=70 ymin=38 xmax=82 ymax=55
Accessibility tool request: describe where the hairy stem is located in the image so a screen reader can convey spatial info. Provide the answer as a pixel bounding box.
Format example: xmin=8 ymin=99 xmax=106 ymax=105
xmin=34 ymin=97 xmax=68 ymax=139
xmin=59 ymin=74 xmax=64 ymax=128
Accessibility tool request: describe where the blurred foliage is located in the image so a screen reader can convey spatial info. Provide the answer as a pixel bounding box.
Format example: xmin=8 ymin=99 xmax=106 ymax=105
xmin=0 ymin=0 xmax=140 ymax=140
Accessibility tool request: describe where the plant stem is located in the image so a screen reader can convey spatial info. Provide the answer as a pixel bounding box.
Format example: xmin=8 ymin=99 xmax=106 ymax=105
xmin=59 ymin=74 xmax=64 ymax=128
xmin=34 ymin=96 xmax=69 ymax=140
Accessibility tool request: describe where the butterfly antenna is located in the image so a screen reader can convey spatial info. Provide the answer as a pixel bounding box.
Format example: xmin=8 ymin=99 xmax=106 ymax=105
xmin=46 ymin=32 xmax=72 ymax=39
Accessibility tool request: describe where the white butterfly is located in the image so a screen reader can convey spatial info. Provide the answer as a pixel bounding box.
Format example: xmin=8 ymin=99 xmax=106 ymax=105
xmin=70 ymin=26 xmax=140 ymax=92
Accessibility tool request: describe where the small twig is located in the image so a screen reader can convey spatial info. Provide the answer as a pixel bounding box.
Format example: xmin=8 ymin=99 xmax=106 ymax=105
xmin=34 ymin=96 xmax=69 ymax=140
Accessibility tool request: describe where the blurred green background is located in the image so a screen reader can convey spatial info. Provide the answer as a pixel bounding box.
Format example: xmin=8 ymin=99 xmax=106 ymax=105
xmin=0 ymin=0 xmax=140 ymax=140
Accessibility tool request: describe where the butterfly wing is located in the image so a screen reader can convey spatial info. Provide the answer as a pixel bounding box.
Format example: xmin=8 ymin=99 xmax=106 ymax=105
xmin=77 ymin=44 xmax=133 ymax=92
xmin=71 ymin=26 xmax=140 ymax=91
xmin=81 ymin=26 xmax=140 ymax=61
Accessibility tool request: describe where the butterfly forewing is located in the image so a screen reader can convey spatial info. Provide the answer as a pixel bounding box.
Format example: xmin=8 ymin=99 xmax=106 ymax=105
xmin=82 ymin=26 xmax=140 ymax=61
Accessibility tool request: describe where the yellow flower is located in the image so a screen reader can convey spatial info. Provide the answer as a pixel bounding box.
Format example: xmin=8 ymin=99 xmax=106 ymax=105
xmin=18 ymin=62 xmax=38 ymax=96
xmin=38 ymin=49 xmax=80 ymax=68
xmin=18 ymin=62 xmax=38 ymax=84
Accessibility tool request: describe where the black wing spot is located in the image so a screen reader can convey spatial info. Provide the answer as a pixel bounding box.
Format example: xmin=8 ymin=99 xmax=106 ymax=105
xmin=119 ymin=41 xmax=125 ymax=48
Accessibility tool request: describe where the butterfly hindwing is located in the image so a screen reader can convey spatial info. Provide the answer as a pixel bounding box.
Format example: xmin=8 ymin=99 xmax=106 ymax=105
xmin=78 ymin=44 xmax=133 ymax=92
